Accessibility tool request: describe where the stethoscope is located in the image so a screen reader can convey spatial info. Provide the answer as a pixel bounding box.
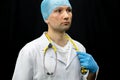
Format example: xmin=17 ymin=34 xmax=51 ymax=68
xmin=43 ymin=33 xmax=87 ymax=76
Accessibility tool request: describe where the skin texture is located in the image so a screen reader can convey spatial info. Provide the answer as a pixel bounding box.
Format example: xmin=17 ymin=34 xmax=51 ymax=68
xmin=45 ymin=6 xmax=72 ymax=47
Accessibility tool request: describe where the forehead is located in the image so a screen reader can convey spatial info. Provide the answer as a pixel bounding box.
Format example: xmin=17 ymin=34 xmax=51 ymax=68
xmin=54 ymin=6 xmax=72 ymax=10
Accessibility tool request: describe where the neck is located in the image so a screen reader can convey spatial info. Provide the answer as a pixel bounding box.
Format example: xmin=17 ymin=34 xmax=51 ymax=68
xmin=47 ymin=31 xmax=68 ymax=47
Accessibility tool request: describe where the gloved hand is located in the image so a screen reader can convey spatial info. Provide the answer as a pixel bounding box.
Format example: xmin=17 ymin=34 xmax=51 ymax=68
xmin=76 ymin=52 xmax=99 ymax=73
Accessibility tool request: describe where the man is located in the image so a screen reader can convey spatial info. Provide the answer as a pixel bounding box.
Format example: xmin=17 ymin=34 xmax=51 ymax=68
xmin=12 ymin=0 xmax=99 ymax=80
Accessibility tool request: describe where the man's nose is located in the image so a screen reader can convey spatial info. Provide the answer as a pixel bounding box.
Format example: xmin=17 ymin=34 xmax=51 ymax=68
xmin=63 ymin=11 xmax=69 ymax=20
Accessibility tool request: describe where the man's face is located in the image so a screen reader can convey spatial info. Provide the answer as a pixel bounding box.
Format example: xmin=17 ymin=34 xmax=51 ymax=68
xmin=45 ymin=6 xmax=72 ymax=33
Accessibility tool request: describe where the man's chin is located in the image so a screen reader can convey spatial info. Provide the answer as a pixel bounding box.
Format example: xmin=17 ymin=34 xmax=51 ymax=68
xmin=64 ymin=26 xmax=71 ymax=31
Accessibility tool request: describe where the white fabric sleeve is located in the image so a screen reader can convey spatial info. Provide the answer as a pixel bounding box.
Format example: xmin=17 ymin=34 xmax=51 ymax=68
xmin=12 ymin=47 xmax=33 ymax=80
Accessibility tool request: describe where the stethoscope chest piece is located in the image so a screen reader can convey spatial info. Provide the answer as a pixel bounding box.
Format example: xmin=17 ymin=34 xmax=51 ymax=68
xmin=48 ymin=43 xmax=52 ymax=48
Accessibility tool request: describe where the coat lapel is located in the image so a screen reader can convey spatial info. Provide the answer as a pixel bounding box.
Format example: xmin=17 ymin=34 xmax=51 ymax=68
xmin=65 ymin=46 xmax=77 ymax=69
xmin=39 ymin=32 xmax=78 ymax=69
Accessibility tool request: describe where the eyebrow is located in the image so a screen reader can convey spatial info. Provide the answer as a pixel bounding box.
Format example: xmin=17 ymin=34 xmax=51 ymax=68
xmin=55 ymin=6 xmax=71 ymax=10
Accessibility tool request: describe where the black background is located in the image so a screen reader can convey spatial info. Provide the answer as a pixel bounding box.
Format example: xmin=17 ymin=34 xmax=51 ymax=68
xmin=2 ymin=0 xmax=116 ymax=79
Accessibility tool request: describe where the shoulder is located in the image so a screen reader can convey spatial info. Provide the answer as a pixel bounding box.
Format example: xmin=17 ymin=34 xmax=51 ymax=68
xmin=72 ymin=39 xmax=86 ymax=52
xmin=20 ymin=32 xmax=46 ymax=52
xmin=66 ymin=33 xmax=86 ymax=52
xmin=18 ymin=32 xmax=48 ymax=56
xmin=15 ymin=33 xmax=47 ymax=63
xmin=18 ymin=36 xmax=42 ymax=57
xmin=23 ymin=37 xmax=40 ymax=50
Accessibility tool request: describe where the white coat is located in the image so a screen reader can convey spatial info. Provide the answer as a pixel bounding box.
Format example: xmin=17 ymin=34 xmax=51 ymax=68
xmin=12 ymin=32 xmax=88 ymax=80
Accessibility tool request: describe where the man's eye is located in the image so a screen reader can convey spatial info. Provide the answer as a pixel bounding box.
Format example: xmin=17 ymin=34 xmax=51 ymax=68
xmin=57 ymin=9 xmax=62 ymax=13
xmin=67 ymin=9 xmax=72 ymax=12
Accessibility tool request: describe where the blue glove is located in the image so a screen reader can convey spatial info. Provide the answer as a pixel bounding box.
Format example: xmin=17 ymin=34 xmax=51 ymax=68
xmin=76 ymin=52 xmax=99 ymax=73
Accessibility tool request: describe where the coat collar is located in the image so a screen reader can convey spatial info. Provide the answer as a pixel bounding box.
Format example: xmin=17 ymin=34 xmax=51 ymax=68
xmin=38 ymin=32 xmax=78 ymax=68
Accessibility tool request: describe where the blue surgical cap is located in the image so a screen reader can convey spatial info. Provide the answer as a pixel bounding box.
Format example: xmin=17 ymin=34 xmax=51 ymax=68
xmin=41 ymin=0 xmax=72 ymax=21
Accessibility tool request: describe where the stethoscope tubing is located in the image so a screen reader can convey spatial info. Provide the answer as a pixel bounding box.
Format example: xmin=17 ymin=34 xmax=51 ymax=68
xmin=43 ymin=43 xmax=57 ymax=76
xmin=43 ymin=33 xmax=87 ymax=76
